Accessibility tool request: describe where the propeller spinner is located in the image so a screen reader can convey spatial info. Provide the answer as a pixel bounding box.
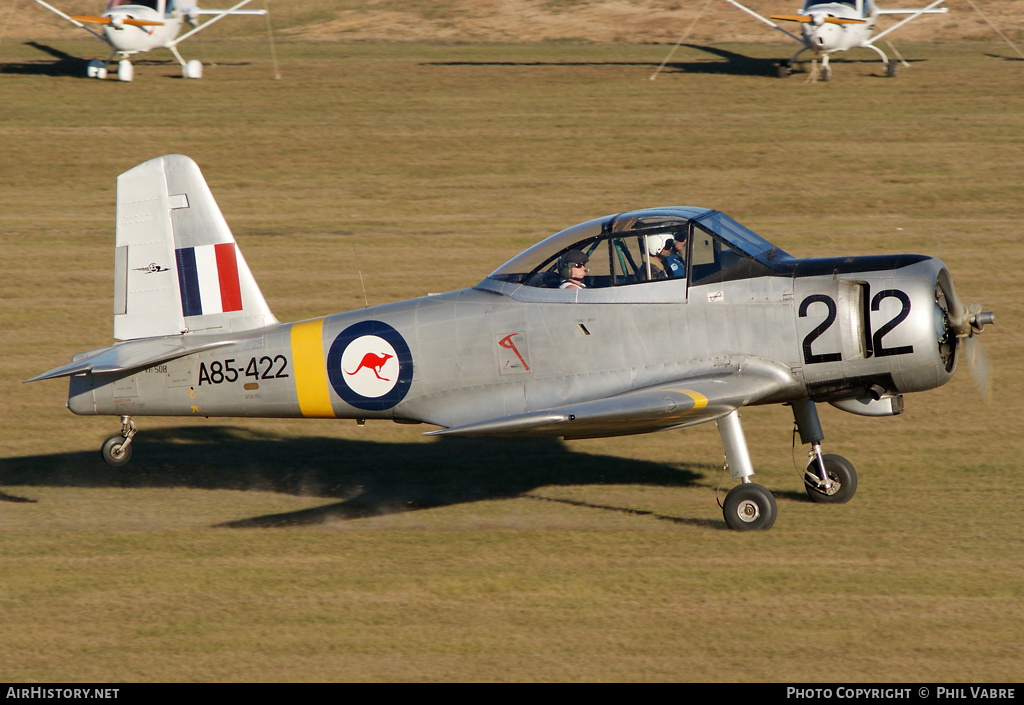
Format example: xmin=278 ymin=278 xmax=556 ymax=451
xmin=935 ymin=271 xmax=995 ymax=401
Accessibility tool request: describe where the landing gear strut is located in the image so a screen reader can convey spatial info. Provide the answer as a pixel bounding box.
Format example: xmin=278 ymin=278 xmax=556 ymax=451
xmin=718 ymin=410 xmax=777 ymax=531
xmin=101 ymin=415 xmax=137 ymax=467
xmin=791 ymin=400 xmax=857 ymax=503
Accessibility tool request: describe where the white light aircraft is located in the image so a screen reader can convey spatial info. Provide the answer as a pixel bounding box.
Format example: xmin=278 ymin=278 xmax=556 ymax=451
xmin=33 ymin=0 xmax=266 ymax=81
xmin=725 ymin=0 xmax=949 ymax=79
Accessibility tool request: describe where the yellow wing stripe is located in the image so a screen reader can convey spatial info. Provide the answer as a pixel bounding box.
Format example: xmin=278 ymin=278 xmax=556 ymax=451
xmin=684 ymin=390 xmax=709 ymax=410
xmin=290 ymin=319 xmax=335 ymax=418
xmin=663 ymin=388 xmax=709 ymax=412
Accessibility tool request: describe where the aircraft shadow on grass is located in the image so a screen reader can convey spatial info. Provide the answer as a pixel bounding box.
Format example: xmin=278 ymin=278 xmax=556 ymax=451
xmin=0 ymin=42 xmax=90 ymax=76
xmin=0 ymin=42 xmax=252 ymax=77
xmin=425 ymin=44 xmax=925 ymax=77
xmin=0 ymin=425 xmax=728 ymax=528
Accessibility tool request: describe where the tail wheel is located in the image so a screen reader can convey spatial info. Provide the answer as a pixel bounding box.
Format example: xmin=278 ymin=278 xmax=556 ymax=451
xmin=804 ymin=454 xmax=857 ymax=504
xmin=723 ymin=483 xmax=777 ymax=531
xmin=101 ymin=434 xmax=133 ymax=467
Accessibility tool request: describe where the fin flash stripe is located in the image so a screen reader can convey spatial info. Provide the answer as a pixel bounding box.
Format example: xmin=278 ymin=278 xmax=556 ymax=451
xmin=290 ymin=319 xmax=335 ymax=418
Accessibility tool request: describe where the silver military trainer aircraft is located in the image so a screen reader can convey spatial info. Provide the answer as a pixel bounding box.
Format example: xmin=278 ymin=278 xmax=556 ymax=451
xmin=30 ymin=155 xmax=995 ymax=530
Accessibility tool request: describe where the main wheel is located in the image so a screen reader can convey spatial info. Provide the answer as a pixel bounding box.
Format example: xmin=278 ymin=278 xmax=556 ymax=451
xmin=804 ymin=454 xmax=857 ymax=504
xmin=723 ymin=483 xmax=777 ymax=531
xmin=886 ymin=61 xmax=899 ymax=78
xmin=776 ymin=61 xmax=792 ymax=79
xmin=101 ymin=434 xmax=132 ymax=467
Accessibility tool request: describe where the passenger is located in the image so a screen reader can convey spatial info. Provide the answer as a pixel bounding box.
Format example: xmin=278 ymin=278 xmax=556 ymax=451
xmin=646 ymin=235 xmax=671 ymax=280
xmin=558 ymin=249 xmax=589 ymax=289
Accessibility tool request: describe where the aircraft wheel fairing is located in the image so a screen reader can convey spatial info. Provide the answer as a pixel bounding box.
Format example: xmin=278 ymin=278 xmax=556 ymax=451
xmin=804 ymin=454 xmax=857 ymax=504
xmin=723 ymin=483 xmax=777 ymax=531
xmin=101 ymin=434 xmax=133 ymax=467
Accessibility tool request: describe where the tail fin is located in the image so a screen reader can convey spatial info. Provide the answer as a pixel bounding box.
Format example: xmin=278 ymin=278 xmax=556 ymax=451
xmin=113 ymin=154 xmax=277 ymax=341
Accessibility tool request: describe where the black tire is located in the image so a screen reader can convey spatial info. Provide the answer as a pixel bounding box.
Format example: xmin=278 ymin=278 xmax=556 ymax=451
xmin=777 ymin=62 xmax=791 ymax=79
xmin=723 ymin=483 xmax=777 ymax=531
xmin=886 ymin=61 xmax=899 ymax=78
xmin=101 ymin=434 xmax=132 ymax=467
xmin=804 ymin=454 xmax=857 ymax=504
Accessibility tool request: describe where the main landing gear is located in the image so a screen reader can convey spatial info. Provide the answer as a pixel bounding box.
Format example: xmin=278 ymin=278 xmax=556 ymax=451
xmin=717 ymin=400 xmax=858 ymax=530
xmin=718 ymin=410 xmax=778 ymax=531
xmin=791 ymin=400 xmax=857 ymax=504
xmin=86 ymin=49 xmax=203 ymax=82
xmin=101 ymin=415 xmax=137 ymax=467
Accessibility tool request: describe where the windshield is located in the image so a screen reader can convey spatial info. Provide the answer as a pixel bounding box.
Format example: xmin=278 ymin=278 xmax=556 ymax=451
xmin=802 ymin=0 xmax=858 ymax=10
xmin=486 ymin=207 xmax=787 ymax=289
xmin=107 ymin=0 xmax=161 ymax=10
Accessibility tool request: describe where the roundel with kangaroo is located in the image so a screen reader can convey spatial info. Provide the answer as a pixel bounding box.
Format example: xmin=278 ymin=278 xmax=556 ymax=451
xmin=327 ymin=320 xmax=414 ymax=411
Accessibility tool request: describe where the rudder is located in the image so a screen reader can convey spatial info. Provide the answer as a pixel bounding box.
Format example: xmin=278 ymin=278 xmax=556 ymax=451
xmin=113 ymin=154 xmax=277 ymax=341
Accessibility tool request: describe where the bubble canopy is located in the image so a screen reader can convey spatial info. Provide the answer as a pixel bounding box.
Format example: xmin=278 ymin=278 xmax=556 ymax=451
xmin=483 ymin=207 xmax=789 ymax=290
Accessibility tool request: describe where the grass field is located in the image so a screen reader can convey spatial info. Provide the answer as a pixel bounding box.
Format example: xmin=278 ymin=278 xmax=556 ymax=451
xmin=1 ymin=30 xmax=1023 ymax=682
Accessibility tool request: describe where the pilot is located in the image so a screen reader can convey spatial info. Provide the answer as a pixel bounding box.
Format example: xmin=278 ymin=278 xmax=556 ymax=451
xmin=666 ymin=235 xmax=686 ymax=274
xmin=558 ymin=250 xmax=589 ymax=289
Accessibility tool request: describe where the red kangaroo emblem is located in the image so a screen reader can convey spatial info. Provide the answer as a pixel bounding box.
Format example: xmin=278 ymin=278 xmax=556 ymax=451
xmin=345 ymin=352 xmax=393 ymax=381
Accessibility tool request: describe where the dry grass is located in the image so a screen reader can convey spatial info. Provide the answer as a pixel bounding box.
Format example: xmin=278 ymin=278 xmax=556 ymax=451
xmin=0 ymin=23 xmax=1022 ymax=683
xmin=5 ymin=0 xmax=1024 ymax=44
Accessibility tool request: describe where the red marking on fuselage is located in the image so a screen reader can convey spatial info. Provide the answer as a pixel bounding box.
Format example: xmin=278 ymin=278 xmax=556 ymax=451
xmin=498 ymin=333 xmax=529 ymax=371
xmin=345 ymin=352 xmax=393 ymax=381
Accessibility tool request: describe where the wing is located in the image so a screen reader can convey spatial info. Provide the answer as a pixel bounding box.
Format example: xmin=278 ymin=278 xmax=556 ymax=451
xmin=426 ymin=363 xmax=797 ymax=440
xmin=869 ymin=0 xmax=948 ymax=44
xmin=171 ymin=0 xmax=267 ymax=47
xmin=721 ymin=0 xmax=805 ymax=44
xmin=33 ymin=0 xmax=106 ymax=41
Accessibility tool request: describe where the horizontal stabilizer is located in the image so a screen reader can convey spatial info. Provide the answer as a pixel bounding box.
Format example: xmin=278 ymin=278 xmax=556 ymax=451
xmin=27 ymin=336 xmax=235 ymax=383
xmin=427 ymin=365 xmax=794 ymax=439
